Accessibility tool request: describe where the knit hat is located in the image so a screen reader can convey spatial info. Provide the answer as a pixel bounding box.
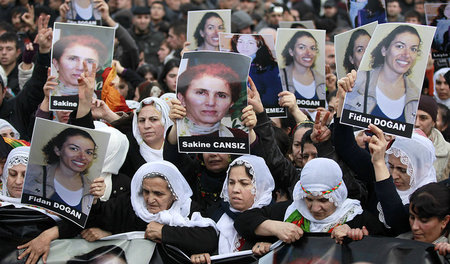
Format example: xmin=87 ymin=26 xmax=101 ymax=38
xmin=418 ymin=95 xmax=438 ymax=122
xmin=231 ymin=11 xmax=254 ymax=32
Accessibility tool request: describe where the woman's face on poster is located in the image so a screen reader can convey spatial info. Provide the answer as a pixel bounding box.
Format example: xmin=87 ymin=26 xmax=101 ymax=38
xmin=236 ymin=35 xmax=259 ymax=57
xmin=289 ymin=36 xmax=317 ymax=68
xmin=350 ymin=34 xmax=370 ymax=70
xmin=200 ymin=16 xmax=225 ymax=49
xmin=53 ymin=44 xmax=99 ymax=88
xmin=179 ymin=74 xmax=234 ymax=127
xmin=381 ymin=32 xmax=420 ymax=76
xmin=444 ymin=5 xmax=450 ymax=18
xmin=55 ymin=135 xmax=96 ymax=174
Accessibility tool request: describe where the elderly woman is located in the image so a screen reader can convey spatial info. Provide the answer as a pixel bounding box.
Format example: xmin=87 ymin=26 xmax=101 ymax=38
xmin=280 ymin=31 xmax=326 ymax=103
xmin=233 ymin=158 xmax=385 ymax=256
xmin=51 ymin=35 xmax=107 ymax=96
xmin=344 ymin=25 xmax=422 ymax=124
xmin=0 ymin=119 xmax=20 ymax=139
xmin=1 ymin=146 xmax=30 ymax=199
xmin=176 ymin=63 xmax=248 ymax=138
xmin=194 ymin=12 xmax=225 ymax=51
xmin=190 ymin=155 xmax=275 ymax=264
xmin=85 ymin=161 xmax=218 ymax=261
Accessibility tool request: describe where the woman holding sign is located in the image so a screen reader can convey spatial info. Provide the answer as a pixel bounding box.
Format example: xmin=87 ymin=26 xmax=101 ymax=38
xmin=344 ymin=25 xmax=422 ymax=124
xmin=280 ymin=31 xmax=326 ymax=103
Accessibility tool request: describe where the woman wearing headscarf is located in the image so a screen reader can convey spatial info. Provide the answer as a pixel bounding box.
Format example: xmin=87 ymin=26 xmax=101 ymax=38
xmin=0 ymin=119 xmax=20 ymax=139
xmin=1 ymin=146 xmax=30 ymax=200
xmin=191 ymin=155 xmax=275 ymax=264
xmin=368 ymin=125 xmax=437 ymax=234
xmin=84 ymin=160 xmax=218 ymax=260
xmin=233 ymin=158 xmax=385 ymax=256
xmin=111 ymin=97 xmax=173 ymax=177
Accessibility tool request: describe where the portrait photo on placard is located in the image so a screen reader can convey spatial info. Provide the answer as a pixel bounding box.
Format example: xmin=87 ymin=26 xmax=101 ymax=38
xmin=335 ymin=22 xmax=377 ymax=79
xmin=186 ymin=9 xmax=231 ymax=51
xmin=66 ymin=0 xmax=101 ymax=25
xmin=219 ymin=33 xmax=285 ymax=117
xmin=50 ymin=23 xmax=115 ymax=111
xmin=425 ymin=3 xmax=450 ymax=58
xmin=176 ymin=51 xmax=251 ymax=154
xmin=275 ymin=28 xmax=326 ymax=109
xmin=21 ymin=118 xmax=110 ymax=227
xmin=341 ymin=23 xmax=436 ymax=137
xmin=279 ymin=21 xmax=316 ymax=29
xmin=346 ymin=0 xmax=387 ymax=28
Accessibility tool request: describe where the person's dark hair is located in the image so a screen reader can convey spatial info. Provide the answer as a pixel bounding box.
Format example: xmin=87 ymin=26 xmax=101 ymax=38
xmin=282 ymin=31 xmax=317 ymax=66
xmin=326 ymin=89 xmax=337 ymax=104
xmin=409 ymin=183 xmax=450 ymax=232
xmin=363 ymin=0 xmax=385 ymax=17
xmin=52 ymin=35 xmax=108 ymax=68
xmin=137 ymin=81 xmax=162 ymax=101
xmin=0 ymin=32 xmax=19 ymax=49
xmin=343 ymin=29 xmax=370 ymax=73
xmin=177 ymin=63 xmax=242 ymax=103
xmin=437 ymin=103 xmax=450 ymax=127
xmin=431 ymin=4 xmax=448 ymax=26
xmin=137 ymin=64 xmax=159 ymax=81
xmin=11 ymin=6 xmax=27 ymax=19
xmin=66 ymin=245 xmax=127 ymax=264
xmin=229 ymin=162 xmax=253 ymax=179
xmin=159 ymin=58 xmax=180 ymax=93
xmin=370 ymin=25 xmax=421 ymax=76
xmin=42 ymin=128 xmax=97 ymax=165
xmin=193 ymin=12 xmax=224 ymax=47
xmin=274 ymin=125 xmax=290 ymax=156
xmin=0 ymin=22 xmax=15 ymax=34
xmin=169 ymin=20 xmax=187 ymax=37
xmin=280 ymin=111 xmax=297 ymax=134
xmin=300 ymin=129 xmax=315 ymax=155
xmin=230 ymin=35 xmax=277 ymax=70
xmin=405 ymin=10 xmax=421 ymax=23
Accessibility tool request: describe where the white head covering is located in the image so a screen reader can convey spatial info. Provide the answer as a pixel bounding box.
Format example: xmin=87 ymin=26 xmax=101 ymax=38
xmin=130 ymin=160 xmax=216 ymax=228
xmin=284 ymin=158 xmax=363 ymax=232
xmin=159 ymin=93 xmax=176 ymax=105
xmin=433 ymin=67 xmax=450 ymax=107
xmin=1 ymin=146 xmax=29 ymax=198
xmin=95 ymin=126 xmax=129 ymax=201
xmin=385 ymin=131 xmax=437 ymax=205
xmin=132 ymin=97 xmax=173 ymax=162
xmin=0 ymin=119 xmax=20 ymax=139
xmin=217 ymin=155 xmax=275 ymax=254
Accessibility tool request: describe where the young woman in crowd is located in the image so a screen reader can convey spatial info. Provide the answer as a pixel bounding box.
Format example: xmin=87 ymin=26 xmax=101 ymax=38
xmin=159 ymin=58 xmax=180 ymax=93
xmin=190 ymin=155 xmax=275 ymax=264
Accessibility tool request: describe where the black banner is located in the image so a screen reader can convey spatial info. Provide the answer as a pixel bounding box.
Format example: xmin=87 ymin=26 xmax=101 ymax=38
xmin=341 ymin=109 xmax=414 ymax=137
xmin=265 ymin=107 xmax=287 ymax=118
xmin=50 ymin=95 xmax=79 ymax=111
xmin=297 ymin=99 xmax=326 ymax=109
xmin=21 ymin=193 xmax=88 ymax=227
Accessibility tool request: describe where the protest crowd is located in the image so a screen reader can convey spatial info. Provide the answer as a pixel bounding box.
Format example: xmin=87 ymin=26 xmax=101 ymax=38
xmin=0 ymin=0 xmax=449 ymax=262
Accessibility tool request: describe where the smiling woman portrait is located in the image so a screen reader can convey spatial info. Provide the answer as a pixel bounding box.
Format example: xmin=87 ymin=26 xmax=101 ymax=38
xmin=23 ymin=128 xmax=98 ymax=214
xmin=194 ymin=12 xmax=225 ymax=51
xmin=344 ymin=25 xmax=422 ymax=124
xmin=280 ymin=30 xmax=326 ymax=102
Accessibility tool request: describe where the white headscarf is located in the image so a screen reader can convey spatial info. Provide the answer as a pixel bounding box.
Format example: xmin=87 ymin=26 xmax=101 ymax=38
xmin=95 ymin=126 xmax=129 ymax=201
xmin=284 ymin=158 xmax=363 ymax=232
xmin=1 ymin=146 xmax=29 ymax=198
xmin=132 ymin=97 xmax=173 ymax=162
xmin=0 ymin=119 xmax=20 ymax=139
xmin=433 ymin=67 xmax=450 ymax=107
xmin=217 ymin=155 xmax=275 ymax=254
xmin=385 ymin=131 xmax=437 ymax=205
xmin=130 ymin=161 xmax=216 ymax=228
